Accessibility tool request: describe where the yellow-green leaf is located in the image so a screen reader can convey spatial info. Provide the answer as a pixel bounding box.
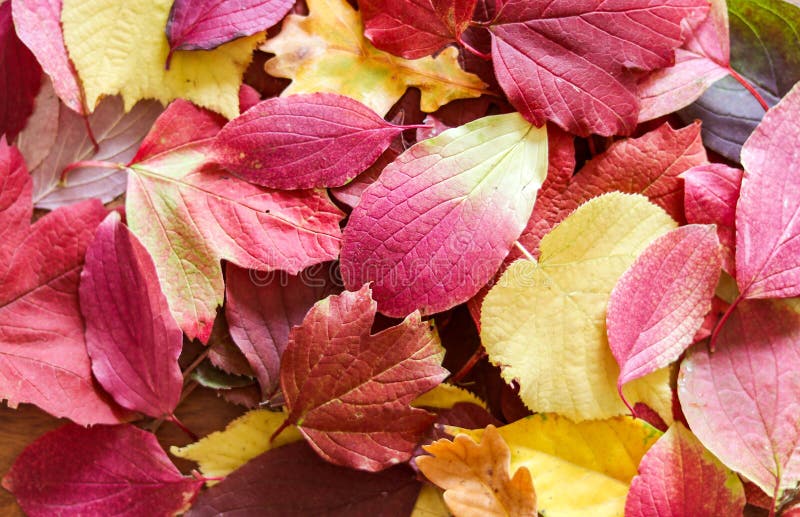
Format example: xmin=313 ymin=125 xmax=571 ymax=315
xmin=261 ymin=0 xmax=488 ymax=116
xmin=412 ymin=383 xmax=487 ymax=410
xmin=482 ymin=193 xmax=677 ymax=421
xmin=61 ymin=0 xmax=260 ymax=119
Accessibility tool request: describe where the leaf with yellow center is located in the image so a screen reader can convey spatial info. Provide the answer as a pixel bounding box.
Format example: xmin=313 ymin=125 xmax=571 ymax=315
xmin=261 ymin=0 xmax=488 ymax=116
xmin=61 ymin=0 xmax=260 ymax=119
xmin=454 ymin=414 xmax=661 ymax=517
xmin=170 ymin=409 xmax=302 ymax=481
xmin=482 ymin=192 xmax=678 ymax=421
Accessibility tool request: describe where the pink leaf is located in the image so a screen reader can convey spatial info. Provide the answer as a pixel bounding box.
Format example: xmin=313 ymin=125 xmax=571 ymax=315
xmin=0 ymin=0 xmax=42 ymax=140
xmin=625 ymin=423 xmax=746 ymax=516
xmin=684 ymin=163 xmax=743 ymax=275
xmin=213 ymin=93 xmax=409 ymax=189
xmin=0 ymin=140 xmax=125 ymax=425
xmin=225 ymin=263 xmax=338 ymax=397
xmin=607 ymin=225 xmax=721 ymax=401
xmin=678 ymin=300 xmax=800 ymax=500
xmin=2 ymin=424 xmax=203 ymax=516
xmin=736 ymin=82 xmax=800 ymax=299
xmin=488 ymin=0 xmax=708 ymax=136
xmin=359 ymin=0 xmax=478 ymax=59
xmin=165 ymin=0 xmax=294 ymax=60
xmin=11 ymin=0 xmax=83 ymax=113
xmin=280 ymin=284 xmax=448 ymax=471
xmin=80 ymin=212 xmax=184 ymax=418
xmin=329 ymin=138 xmax=403 ymax=209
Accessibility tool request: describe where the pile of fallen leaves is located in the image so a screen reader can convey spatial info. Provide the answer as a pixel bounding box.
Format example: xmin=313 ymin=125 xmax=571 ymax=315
xmin=1 ymin=0 xmax=799 ymax=515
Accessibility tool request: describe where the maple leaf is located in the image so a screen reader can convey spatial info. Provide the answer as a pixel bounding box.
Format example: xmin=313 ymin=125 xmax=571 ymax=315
xmin=416 ymin=425 xmax=537 ymax=517
xmin=261 ymin=0 xmax=488 ymax=116
xmin=171 ymin=409 xmax=303 ymax=480
xmin=0 ymin=139 xmax=124 ymax=425
xmin=482 ymin=193 xmax=677 ymax=421
xmin=341 ymin=113 xmax=548 ymax=317
xmin=454 ymin=414 xmax=660 ymax=516
xmin=679 ymin=300 xmax=800 ymax=508
xmin=607 ymin=224 xmax=721 ymax=407
xmin=16 ymin=80 xmax=163 ymax=210
xmin=80 ymin=212 xmax=183 ymax=419
xmin=1 ymin=424 xmax=203 ymax=516
xmin=279 ymin=284 xmax=448 ymax=471
xmin=124 ymin=99 xmax=344 ymax=341
xmin=187 ymin=441 xmax=422 ymax=516
xmin=488 ymin=0 xmax=709 ymax=136
xmin=0 ymin=0 xmax=42 ymax=140
xmin=626 ymin=423 xmax=746 ymax=516
xmin=213 ymin=93 xmax=418 ymax=189
xmin=359 ymin=0 xmax=479 ymax=59
xmin=60 ymin=0 xmax=261 ymax=119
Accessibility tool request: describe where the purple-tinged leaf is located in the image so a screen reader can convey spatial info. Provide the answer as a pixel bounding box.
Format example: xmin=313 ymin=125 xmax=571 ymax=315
xmin=80 ymin=212 xmax=183 ymax=418
xmin=2 ymin=424 xmax=202 ymax=516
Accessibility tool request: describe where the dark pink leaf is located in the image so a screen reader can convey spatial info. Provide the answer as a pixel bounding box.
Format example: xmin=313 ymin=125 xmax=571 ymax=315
xmin=0 ymin=0 xmax=42 ymax=140
xmin=187 ymin=441 xmax=421 ymax=516
xmin=213 ymin=93 xmax=410 ymax=189
xmin=0 ymin=140 xmax=125 ymax=425
xmin=2 ymin=424 xmax=202 ymax=516
xmin=683 ymin=163 xmax=743 ymax=275
xmin=330 ymin=138 xmax=403 ymax=209
xmin=165 ymin=0 xmax=294 ymax=57
xmin=225 ymin=263 xmax=338 ymax=397
xmin=280 ymin=284 xmax=448 ymax=471
xmin=359 ymin=0 xmax=478 ymax=59
xmin=625 ymin=423 xmax=746 ymax=516
xmin=607 ymin=225 xmax=721 ymax=398
xmin=736 ymin=82 xmax=800 ymax=299
xmin=80 ymin=212 xmax=183 ymax=418
xmin=11 ymin=0 xmax=83 ymax=113
xmin=678 ymin=300 xmax=800 ymax=499
xmin=488 ymin=0 xmax=707 ymax=136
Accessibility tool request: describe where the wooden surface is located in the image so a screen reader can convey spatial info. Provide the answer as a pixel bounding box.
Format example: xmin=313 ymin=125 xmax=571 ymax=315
xmin=0 ymin=387 xmax=246 ymax=516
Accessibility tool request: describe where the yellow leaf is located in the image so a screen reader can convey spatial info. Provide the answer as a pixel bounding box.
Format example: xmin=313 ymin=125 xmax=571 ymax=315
xmin=417 ymin=425 xmax=537 ymax=517
xmin=170 ymin=409 xmax=302 ymax=480
xmin=412 ymin=383 xmax=487 ymax=410
xmin=61 ymin=0 xmax=260 ymax=119
xmin=455 ymin=414 xmax=661 ymax=517
xmin=411 ymin=485 xmax=451 ymax=517
xmin=261 ymin=0 xmax=488 ymax=116
xmin=482 ymin=192 xmax=678 ymax=421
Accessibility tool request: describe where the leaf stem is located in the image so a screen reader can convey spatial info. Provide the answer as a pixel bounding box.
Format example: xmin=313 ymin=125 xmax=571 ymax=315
xmin=168 ymin=413 xmax=199 ymax=441
xmin=457 ymin=35 xmax=492 ymax=60
xmin=513 ymin=240 xmax=536 ymax=262
xmin=182 ymin=348 xmax=211 ymax=381
xmin=449 ymin=346 xmax=487 ymax=383
xmin=708 ymin=293 xmax=744 ymax=352
xmin=727 ymin=66 xmax=770 ymax=112
xmin=81 ymin=114 xmax=100 ymax=154
xmin=60 ymin=160 xmax=125 ymax=185
xmin=269 ymin=418 xmax=291 ymax=444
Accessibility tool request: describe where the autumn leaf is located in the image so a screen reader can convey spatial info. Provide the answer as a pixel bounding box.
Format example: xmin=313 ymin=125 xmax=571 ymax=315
xmin=261 ymin=0 xmax=488 ymax=116
xmin=61 ymin=0 xmax=261 ymax=119
xmin=124 ymin=99 xmax=344 ymax=341
xmin=626 ymin=423 xmax=746 ymax=516
xmin=2 ymin=424 xmax=203 ymax=516
xmin=0 ymin=0 xmax=41 ymax=140
xmin=416 ymin=425 xmax=537 ymax=517
xmin=279 ymin=284 xmax=448 ymax=471
xmin=341 ymin=113 xmax=548 ymax=317
xmin=482 ymin=193 xmax=677 ymax=421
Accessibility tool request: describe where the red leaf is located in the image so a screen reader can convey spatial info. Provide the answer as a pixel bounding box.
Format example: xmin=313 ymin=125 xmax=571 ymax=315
xmin=625 ymin=423 xmax=746 ymax=516
xmin=0 ymin=0 xmax=42 ymax=140
xmin=683 ymin=163 xmax=742 ymax=275
xmin=187 ymin=441 xmax=421 ymax=516
xmin=165 ymin=0 xmax=294 ymax=56
xmin=80 ymin=212 xmax=183 ymax=418
xmin=607 ymin=225 xmax=721 ymax=402
xmin=213 ymin=93 xmax=409 ymax=189
xmin=736 ymin=82 xmax=800 ymax=299
xmin=488 ymin=0 xmax=707 ymax=136
xmin=280 ymin=284 xmax=448 ymax=471
xmin=11 ymin=0 xmax=83 ymax=113
xmin=2 ymin=424 xmax=203 ymax=516
xmin=0 ymin=139 xmax=125 ymax=425
xmin=225 ymin=263 xmax=338 ymax=397
xmin=359 ymin=0 xmax=478 ymax=59
xmin=678 ymin=300 xmax=800 ymax=500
